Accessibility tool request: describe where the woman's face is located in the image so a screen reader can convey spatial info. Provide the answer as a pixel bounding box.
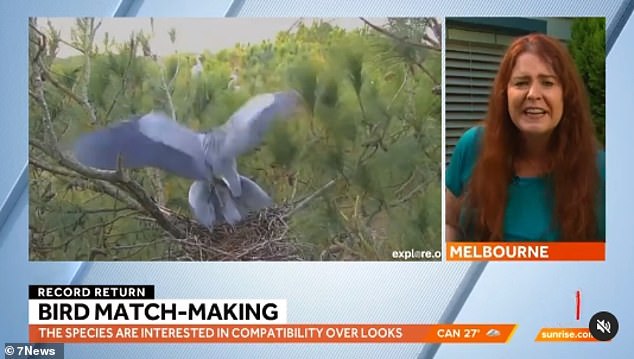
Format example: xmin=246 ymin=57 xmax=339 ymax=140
xmin=507 ymin=52 xmax=564 ymax=137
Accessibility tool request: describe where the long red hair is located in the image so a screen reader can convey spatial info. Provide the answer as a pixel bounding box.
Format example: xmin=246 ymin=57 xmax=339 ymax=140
xmin=466 ymin=33 xmax=601 ymax=241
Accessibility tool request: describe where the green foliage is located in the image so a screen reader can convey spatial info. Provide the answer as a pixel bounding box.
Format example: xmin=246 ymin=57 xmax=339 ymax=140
xmin=569 ymin=17 xmax=606 ymax=146
xmin=29 ymin=18 xmax=442 ymax=261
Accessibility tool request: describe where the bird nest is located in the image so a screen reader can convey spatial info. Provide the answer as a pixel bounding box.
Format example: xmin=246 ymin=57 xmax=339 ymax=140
xmin=159 ymin=204 xmax=312 ymax=261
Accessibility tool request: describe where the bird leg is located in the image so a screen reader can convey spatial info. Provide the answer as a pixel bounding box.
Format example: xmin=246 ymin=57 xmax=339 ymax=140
xmin=213 ymin=180 xmax=242 ymax=226
xmin=210 ymin=179 xmax=225 ymax=208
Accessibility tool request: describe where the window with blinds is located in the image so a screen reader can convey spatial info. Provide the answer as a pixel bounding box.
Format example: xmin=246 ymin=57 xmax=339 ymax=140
xmin=443 ymin=18 xmax=559 ymax=165
xmin=445 ymin=35 xmax=509 ymax=164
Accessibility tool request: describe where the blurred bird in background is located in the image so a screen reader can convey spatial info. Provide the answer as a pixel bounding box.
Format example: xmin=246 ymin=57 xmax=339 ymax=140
xmin=190 ymin=54 xmax=204 ymax=79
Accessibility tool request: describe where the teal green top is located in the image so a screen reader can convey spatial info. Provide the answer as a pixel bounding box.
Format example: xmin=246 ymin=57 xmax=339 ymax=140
xmin=446 ymin=126 xmax=605 ymax=241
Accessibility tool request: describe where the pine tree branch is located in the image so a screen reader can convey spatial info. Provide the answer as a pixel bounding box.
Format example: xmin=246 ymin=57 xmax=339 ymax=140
xmin=29 ymin=21 xmax=184 ymax=240
xmin=414 ymin=62 xmax=440 ymax=86
xmin=29 ymin=147 xmax=143 ymax=212
xmin=76 ymin=18 xmax=99 ymax=124
xmin=105 ymin=35 xmax=137 ymax=122
xmin=30 ymin=124 xmax=184 ymax=239
xmin=361 ymin=17 xmax=440 ymax=86
xmin=288 ymin=178 xmax=337 ymax=216
xmin=30 ymin=24 xmax=98 ymax=124
xmin=360 ymin=17 xmax=441 ymax=52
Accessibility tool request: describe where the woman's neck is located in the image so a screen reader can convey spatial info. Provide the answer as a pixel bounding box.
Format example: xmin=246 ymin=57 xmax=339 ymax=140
xmin=515 ymin=134 xmax=553 ymax=177
xmin=521 ymin=133 xmax=551 ymax=158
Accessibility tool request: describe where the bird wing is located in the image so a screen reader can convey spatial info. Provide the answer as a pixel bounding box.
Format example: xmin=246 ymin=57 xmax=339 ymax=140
xmin=188 ymin=176 xmax=273 ymax=227
xmin=219 ymin=90 xmax=302 ymax=158
xmin=234 ymin=176 xmax=274 ymax=216
xmin=73 ymin=112 xmax=210 ymax=181
xmin=188 ymin=181 xmax=217 ymax=229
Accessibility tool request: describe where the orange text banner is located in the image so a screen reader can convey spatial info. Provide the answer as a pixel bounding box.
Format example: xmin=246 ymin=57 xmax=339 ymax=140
xmin=30 ymin=324 xmax=517 ymax=343
xmin=446 ymin=242 xmax=605 ymax=261
xmin=535 ymin=328 xmax=598 ymax=342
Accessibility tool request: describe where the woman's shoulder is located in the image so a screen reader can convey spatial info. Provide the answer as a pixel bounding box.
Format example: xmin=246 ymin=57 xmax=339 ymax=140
xmin=596 ymin=149 xmax=605 ymax=179
xmin=596 ymin=149 xmax=605 ymax=165
xmin=455 ymin=125 xmax=485 ymax=150
xmin=461 ymin=125 xmax=484 ymax=142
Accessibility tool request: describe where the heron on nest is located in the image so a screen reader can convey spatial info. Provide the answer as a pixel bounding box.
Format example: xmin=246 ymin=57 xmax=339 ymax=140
xmin=72 ymin=90 xmax=304 ymax=231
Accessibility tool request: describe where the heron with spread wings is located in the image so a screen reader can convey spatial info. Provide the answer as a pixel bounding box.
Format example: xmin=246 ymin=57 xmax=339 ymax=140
xmin=72 ymin=90 xmax=303 ymax=230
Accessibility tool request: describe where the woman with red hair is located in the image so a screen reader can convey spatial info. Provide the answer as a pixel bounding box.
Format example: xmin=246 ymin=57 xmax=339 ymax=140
xmin=446 ymin=33 xmax=605 ymax=242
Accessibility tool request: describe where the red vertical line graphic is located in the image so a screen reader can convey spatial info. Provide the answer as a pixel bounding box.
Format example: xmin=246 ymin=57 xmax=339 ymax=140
xmin=576 ymin=290 xmax=581 ymax=321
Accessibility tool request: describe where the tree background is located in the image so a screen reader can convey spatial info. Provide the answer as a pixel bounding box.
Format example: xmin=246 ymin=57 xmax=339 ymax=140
xmin=29 ymin=17 xmax=442 ymax=261
xmin=569 ymin=17 xmax=606 ymax=146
